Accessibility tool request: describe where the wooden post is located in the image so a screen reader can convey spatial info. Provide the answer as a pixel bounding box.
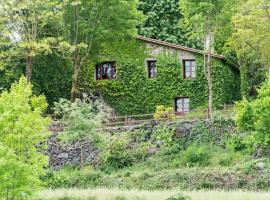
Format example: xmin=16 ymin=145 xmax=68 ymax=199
xmin=125 ymin=116 xmax=128 ymax=126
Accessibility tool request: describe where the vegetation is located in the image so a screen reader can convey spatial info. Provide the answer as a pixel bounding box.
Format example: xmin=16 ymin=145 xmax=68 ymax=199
xmin=83 ymin=46 xmax=240 ymax=116
xmin=0 ymin=77 xmax=51 ymax=199
xmin=137 ymin=0 xmax=200 ymax=48
xmin=0 ymin=0 xmax=270 ymax=199
xmin=58 ymin=0 xmax=140 ymax=101
xmin=36 ymin=189 xmax=270 ymax=200
xmin=0 ymin=0 xmax=61 ymax=82
xmin=154 ymin=105 xmax=175 ymax=121
xmin=232 ymin=0 xmax=270 ymax=97
xmin=236 ymin=76 xmax=270 ymax=149
xmin=41 ymin=117 xmax=270 ymax=191
xmin=53 ymin=96 xmax=107 ymax=168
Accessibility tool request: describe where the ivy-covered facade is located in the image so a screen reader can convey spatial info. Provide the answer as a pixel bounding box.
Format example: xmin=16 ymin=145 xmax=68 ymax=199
xmin=81 ymin=37 xmax=241 ymax=115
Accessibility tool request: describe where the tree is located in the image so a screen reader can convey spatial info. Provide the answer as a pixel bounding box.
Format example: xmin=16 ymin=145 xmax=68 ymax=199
xmin=53 ymin=96 xmax=107 ymax=169
xmin=181 ymin=0 xmax=236 ymax=117
xmin=236 ymin=76 xmax=270 ymax=150
xmin=232 ymin=0 xmax=270 ymax=98
xmin=0 ymin=0 xmax=62 ymax=82
xmin=58 ymin=0 xmax=140 ymax=102
xmin=0 ymin=25 xmax=24 ymax=92
xmin=137 ymin=0 xmax=201 ymax=48
xmin=0 ymin=77 xmax=51 ymax=199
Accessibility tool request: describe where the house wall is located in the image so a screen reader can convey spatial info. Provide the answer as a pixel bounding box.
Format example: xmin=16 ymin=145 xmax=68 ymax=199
xmin=81 ymin=39 xmax=241 ymax=115
xmin=145 ymin=43 xmax=195 ymax=61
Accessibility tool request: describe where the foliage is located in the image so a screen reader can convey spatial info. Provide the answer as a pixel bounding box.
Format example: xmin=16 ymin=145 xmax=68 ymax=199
xmin=58 ymin=0 xmax=140 ymax=101
xmin=0 ymin=29 xmax=24 ymax=92
xmin=0 ymin=0 xmax=62 ymax=81
xmin=36 ymin=189 xmax=270 ymax=200
xmin=137 ymin=0 xmax=200 ymax=48
xmin=101 ymin=133 xmax=148 ymax=172
xmin=154 ymin=105 xmax=175 ymax=121
xmin=236 ymin=76 xmax=270 ymax=148
xmin=82 ymin=39 xmax=240 ymax=116
xmin=0 ymin=77 xmax=51 ymax=199
xmin=181 ymin=0 xmax=238 ymax=115
xmin=152 ymin=124 xmax=175 ymax=147
xmin=181 ymin=144 xmax=211 ymax=167
xmin=54 ymin=96 xmax=107 ymax=168
xmin=43 ymin=159 xmax=270 ymax=191
xmin=231 ymin=0 xmax=270 ymax=98
xmin=32 ymin=54 xmax=73 ymax=110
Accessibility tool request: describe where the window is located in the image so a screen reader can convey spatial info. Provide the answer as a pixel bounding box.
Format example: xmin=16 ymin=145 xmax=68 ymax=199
xmin=96 ymin=62 xmax=116 ymax=80
xmin=175 ymin=97 xmax=190 ymax=113
xmin=183 ymin=60 xmax=196 ymax=78
xmin=146 ymin=60 xmax=157 ymax=78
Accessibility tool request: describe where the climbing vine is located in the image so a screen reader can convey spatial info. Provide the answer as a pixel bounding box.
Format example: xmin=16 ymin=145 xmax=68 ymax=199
xmin=81 ymin=39 xmax=240 ymax=115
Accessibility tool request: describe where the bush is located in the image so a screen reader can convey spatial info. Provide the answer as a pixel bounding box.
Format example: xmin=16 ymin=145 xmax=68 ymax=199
xmin=53 ymin=96 xmax=108 ymax=168
xmin=154 ymin=105 xmax=175 ymax=121
xmin=42 ymin=167 xmax=104 ymax=188
xmin=101 ymin=134 xmax=148 ymax=172
xmin=236 ymin=76 xmax=270 ymax=149
xmin=152 ymin=124 xmax=175 ymax=147
xmin=181 ymin=144 xmax=211 ymax=167
xmin=0 ymin=77 xmax=51 ymax=199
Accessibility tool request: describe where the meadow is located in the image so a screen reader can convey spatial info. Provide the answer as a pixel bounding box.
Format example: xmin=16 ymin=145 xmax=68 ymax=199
xmin=38 ymin=189 xmax=270 ymax=200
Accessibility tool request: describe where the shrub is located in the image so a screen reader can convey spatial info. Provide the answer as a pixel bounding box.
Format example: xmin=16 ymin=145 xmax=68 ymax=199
xmin=152 ymin=124 xmax=175 ymax=147
xmin=154 ymin=105 xmax=175 ymax=121
xmin=42 ymin=167 xmax=104 ymax=188
xmin=236 ymin=76 xmax=270 ymax=149
xmin=181 ymin=144 xmax=211 ymax=167
xmin=53 ymin=96 xmax=108 ymax=168
xmin=101 ymin=134 xmax=148 ymax=172
xmin=0 ymin=77 xmax=51 ymax=199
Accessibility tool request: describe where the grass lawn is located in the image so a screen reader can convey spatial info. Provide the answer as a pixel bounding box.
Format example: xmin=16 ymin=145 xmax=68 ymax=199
xmin=38 ymin=188 xmax=270 ymax=200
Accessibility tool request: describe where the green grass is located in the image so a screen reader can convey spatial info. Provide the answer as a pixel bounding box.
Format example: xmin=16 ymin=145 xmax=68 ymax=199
xmin=37 ymin=188 xmax=270 ymax=200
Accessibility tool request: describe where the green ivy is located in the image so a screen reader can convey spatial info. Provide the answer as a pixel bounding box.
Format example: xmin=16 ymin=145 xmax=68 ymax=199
xmin=32 ymin=53 xmax=73 ymax=110
xmin=81 ymin=39 xmax=240 ymax=115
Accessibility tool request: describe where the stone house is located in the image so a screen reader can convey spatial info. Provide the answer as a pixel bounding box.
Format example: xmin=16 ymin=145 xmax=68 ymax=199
xmin=84 ymin=36 xmax=240 ymax=115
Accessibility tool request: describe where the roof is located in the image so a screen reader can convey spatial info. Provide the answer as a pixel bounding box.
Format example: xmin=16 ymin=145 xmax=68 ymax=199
xmin=137 ymin=35 xmax=226 ymax=60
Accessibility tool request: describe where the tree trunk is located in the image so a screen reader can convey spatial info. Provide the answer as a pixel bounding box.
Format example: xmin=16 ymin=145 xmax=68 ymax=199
xmin=205 ymin=31 xmax=214 ymax=118
xmin=207 ymin=52 xmax=213 ymax=118
xmin=70 ymin=61 xmax=81 ymax=102
xmin=26 ymin=54 xmax=33 ymax=83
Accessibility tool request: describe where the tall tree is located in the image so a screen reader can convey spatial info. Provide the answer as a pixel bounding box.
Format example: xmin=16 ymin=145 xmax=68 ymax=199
xmin=58 ymin=0 xmax=139 ymax=102
xmin=181 ymin=0 xmax=236 ymax=116
xmin=232 ymin=0 xmax=270 ymax=97
xmin=137 ymin=0 xmax=200 ymax=48
xmin=0 ymin=0 xmax=61 ymax=82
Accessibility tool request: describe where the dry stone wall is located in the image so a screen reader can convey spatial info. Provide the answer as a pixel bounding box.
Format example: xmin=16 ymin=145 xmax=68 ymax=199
xmin=46 ymin=120 xmax=202 ymax=169
xmin=46 ymin=121 xmax=100 ymax=170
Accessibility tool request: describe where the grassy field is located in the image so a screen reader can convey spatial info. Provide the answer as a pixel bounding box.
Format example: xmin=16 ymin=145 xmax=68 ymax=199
xmin=37 ymin=188 xmax=270 ymax=200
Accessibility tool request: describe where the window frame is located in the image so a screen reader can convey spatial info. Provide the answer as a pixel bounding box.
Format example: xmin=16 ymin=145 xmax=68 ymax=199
xmin=145 ymin=59 xmax=157 ymax=79
xmin=95 ymin=61 xmax=116 ymax=80
xmin=174 ymin=97 xmax=190 ymax=114
xmin=182 ymin=59 xmax=196 ymax=79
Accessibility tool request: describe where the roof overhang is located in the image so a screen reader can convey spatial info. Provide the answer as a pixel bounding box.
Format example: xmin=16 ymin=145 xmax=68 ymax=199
xmin=137 ymin=36 xmax=239 ymax=69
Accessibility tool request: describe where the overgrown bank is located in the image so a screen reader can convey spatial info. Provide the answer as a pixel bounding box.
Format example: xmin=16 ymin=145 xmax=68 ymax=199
xmin=43 ymin=117 xmax=270 ymax=191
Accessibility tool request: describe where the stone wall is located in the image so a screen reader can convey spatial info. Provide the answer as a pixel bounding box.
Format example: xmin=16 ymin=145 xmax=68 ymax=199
xmin=46 ymin=120 xmax=235 ymax=169
xmin=46 ymin=121 xmax=100 ymax=170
